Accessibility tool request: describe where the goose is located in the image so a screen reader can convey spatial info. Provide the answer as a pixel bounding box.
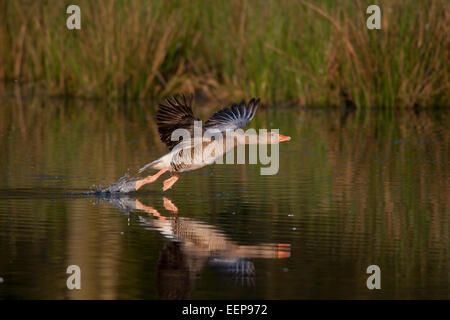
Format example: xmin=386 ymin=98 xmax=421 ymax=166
xmin=108 ymin=95 xmax=291 ymax=192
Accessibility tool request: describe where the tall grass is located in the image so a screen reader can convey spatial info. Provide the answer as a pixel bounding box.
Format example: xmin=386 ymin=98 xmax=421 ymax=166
xmin=0 ymin=0 xmax=448 ymax=108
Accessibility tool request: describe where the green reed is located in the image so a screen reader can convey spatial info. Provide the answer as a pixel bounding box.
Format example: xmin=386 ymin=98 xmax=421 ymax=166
xmin=0 ymin=0 xmax=448 ymax=109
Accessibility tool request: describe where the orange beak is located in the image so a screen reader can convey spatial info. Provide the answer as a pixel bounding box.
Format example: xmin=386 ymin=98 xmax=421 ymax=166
xmin=277 ymin=243 xmax=291 ymax=259
xmin=278 ymin=134 xmax=291 ymax=142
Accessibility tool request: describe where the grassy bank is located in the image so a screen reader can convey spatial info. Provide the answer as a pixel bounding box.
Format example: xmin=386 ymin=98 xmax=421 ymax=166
xmin=0 ymin=0 xmax=448 ymax=108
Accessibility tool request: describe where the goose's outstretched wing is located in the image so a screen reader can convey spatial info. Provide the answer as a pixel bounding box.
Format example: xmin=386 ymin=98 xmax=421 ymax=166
xmin=157 ymin=95 xmax=199 ymax=150
xmin=204 ymin=98 xmax=260 ymax=133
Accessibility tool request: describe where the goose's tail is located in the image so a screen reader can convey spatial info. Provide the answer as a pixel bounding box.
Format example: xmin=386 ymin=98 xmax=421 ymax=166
xmin=138 ymin=158 xmax=165 ymax=173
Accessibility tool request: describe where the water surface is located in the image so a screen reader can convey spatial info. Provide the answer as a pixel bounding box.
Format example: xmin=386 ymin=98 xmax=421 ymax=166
xmin=0 ymin=92 xmax=448 ymax=299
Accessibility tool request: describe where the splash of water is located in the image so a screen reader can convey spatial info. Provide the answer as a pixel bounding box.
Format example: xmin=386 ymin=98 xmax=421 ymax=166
xmin=91 ymin=173 xmax=138 ymax=194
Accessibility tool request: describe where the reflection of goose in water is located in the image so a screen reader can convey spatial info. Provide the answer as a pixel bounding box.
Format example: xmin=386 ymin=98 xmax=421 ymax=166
xmin=105 ymin=196 xmax=290 ymax=298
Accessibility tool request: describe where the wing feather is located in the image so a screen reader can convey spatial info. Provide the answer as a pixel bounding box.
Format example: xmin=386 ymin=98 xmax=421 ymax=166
xmin=155 ymin=96 xmax=260 ymax=150
xmin=156 ymin=94 xmax=199 ymax=150
xmin=204 ymin=98 xmax=260 ymax=132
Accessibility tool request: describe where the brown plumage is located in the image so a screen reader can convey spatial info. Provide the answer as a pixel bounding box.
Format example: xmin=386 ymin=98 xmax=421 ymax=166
xmin=157 ymin=95 xmax=199 ymax=150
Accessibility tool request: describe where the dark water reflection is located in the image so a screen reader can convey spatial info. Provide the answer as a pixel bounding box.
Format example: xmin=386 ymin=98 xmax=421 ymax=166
xmin=0 ymin=91 xmax=448 ymax=299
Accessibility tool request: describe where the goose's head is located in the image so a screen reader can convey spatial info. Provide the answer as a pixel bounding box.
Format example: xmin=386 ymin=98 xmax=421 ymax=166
xmin=235 ymin=130 xmax=291 ymax=145
xmin=258 ymin=131 xmax=291 ymax=144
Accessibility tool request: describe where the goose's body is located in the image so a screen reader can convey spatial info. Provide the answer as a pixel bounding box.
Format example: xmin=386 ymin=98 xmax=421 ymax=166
xmin=132 ymin=95 xmax=291 ymax=191
xmin=141 ymin=130 xmax=246 ymax=173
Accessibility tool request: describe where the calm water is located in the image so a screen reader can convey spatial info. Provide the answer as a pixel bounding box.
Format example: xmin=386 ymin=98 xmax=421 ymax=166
xmin=0 ymin=91 xmax=448 ymax=299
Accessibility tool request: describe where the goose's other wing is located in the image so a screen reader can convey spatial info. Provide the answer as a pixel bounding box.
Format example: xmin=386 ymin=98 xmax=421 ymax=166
xmin=157 ymin=95 xmax=200 ymax=150
xmin=204 ymin=98 xmax=260 ymax=133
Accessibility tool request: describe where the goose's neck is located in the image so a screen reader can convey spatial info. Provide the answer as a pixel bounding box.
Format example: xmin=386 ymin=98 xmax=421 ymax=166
xmin=232 ymin=132 xmax=261 ymax=145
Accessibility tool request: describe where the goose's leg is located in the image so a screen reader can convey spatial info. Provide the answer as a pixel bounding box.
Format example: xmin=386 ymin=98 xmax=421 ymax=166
xmin=162 ymin=173 xmax=180 ymax=191
xmin=135 ymin=168 xmax=168 ymax=191
xmin=163 ymin=196 xmax=178 ymax=215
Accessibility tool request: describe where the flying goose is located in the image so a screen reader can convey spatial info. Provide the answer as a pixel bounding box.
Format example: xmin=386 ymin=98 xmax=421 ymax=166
xmin=108 ymin=95 xmax=291 ymax=192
